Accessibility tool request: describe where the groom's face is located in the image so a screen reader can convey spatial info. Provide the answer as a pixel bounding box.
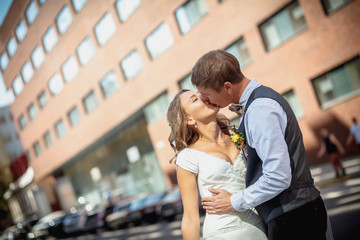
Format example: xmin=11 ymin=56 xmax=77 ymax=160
xmin=197 ymin=85 xmax=231 ymax=108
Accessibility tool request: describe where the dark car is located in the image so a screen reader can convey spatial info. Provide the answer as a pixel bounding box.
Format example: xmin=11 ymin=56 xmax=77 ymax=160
xmin=105 ymin=201 xmax=131 ymax=230
xmin=126 ymin=196 xmax=148 ymax=226
xmin=156 ymin=187 xmax=183 ymax=221
xmin=27 ymin=211 xmax=66 ymax=239
xmin=83 ymin=206 xmax=106 ymax=233
xmin=142 ymin=192 xmax=167 ymax=223
xmin=14 ymin=219 xmax=38 ymax=239
xmin=0 ymin=225 xmax=17 ymax=240
xmin=62 ymin=209 xmax=87 ymax=237
xmin=47 ymin=215 xmax=67 ymax=239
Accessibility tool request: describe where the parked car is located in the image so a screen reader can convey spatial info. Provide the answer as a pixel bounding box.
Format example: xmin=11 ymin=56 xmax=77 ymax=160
xmin=47 ymin=214 xmax=67 ymax=239
xmin=126 ymin=196 xmax=148 ymax=226
xmin=156 ymin=187 xmax=183 ymax=221
xmin=83 ymin=206 xmax=106 ymax=233
xmin=62 ymin=208 xmax=87 ymax=237
xmin=27 ymin=211 xmax=66 ymax=239
xmin=105 ymin=201 xmax=131 ymax=230
xmin=0 ymin=225 xmax=17 ymax=240
xmin=15 ymin=219 xmax=38 ymax=239
xmin=142 ymin=192 xmax=167 ymax=223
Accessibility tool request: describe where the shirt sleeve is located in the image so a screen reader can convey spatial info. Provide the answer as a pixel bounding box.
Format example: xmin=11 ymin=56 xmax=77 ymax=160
xmin=176 ymin=149 xmax=199 ymax=174
xmin=231 ymin=98 xmax=292 ymax=212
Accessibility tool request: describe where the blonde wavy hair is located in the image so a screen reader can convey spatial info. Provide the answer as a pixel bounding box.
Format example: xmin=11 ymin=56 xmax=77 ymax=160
xmin=167 ymin=89 xmax=231 ymax=163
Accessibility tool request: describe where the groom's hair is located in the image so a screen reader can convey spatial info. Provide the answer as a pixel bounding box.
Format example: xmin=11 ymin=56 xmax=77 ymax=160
xmin=191 ymin=49 xmax=245 ymax=92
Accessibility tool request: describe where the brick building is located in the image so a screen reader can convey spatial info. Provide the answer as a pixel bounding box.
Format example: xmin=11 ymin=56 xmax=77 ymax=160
xmin=0 ymin=0 xmax=359 ymax=221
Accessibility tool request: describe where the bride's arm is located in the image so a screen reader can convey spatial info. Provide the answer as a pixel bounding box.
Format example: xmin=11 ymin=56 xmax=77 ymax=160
xmin=177 ymin=166 xmax=200 ymax=240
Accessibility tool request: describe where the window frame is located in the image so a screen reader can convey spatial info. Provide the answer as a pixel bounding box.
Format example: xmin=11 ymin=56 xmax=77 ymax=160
xmin=144 ymin=22 xmax=174 ymax=60
xmin=311 ymin=56 xmax=360 ymax=109
xmin=320 ymin=0 xmax=353 ymax=15
xmin=224 ymin=36 xmax=252 ymax=68
xmin=56 ymin=5 xmax=73 ymax=35
xmin=43 ymin=130 xmax=53 ymax=148
xmin=258 ymin=0 xmax=307 ymax=52
xmin=99 ymin=71 xmax=120 ymax=99
xmin=94 ymin=12 xmax=117 ymax=46
xmin=174 ymin=0 xmax=208 ymax=35
xmin=83 ymin=90 xmax=98 ymax=114
xmin=67 ymin=106 xmax=81 ymax=127
xmin=37 ymin=90 xmax=48 ymax=109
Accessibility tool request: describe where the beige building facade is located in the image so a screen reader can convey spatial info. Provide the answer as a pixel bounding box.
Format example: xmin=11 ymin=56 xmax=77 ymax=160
xmin=1 ymin=0 xmax=359 ymax=220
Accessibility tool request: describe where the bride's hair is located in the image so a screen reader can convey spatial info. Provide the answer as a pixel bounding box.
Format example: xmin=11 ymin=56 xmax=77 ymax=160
xmin=166 ymin=89 xmax=231 ymax=163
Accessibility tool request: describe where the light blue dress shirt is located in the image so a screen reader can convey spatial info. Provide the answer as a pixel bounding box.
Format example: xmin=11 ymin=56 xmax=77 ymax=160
xmin=230 ymin=79 xmax=292 ymax=212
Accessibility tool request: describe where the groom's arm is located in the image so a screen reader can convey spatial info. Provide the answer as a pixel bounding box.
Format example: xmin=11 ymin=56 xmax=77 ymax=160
xmin=202 ymin=98 xmax=291 ymax=214
xmin=230 ymin=98 xmax=291 ymax=212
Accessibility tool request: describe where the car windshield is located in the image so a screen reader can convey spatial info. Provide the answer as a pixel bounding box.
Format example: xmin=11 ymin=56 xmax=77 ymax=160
xmin=144 ymin=193 xmax=164 ymax=205
xmin=163 ymin=190 xmax=181 ymax=201
xmin=129 ymin=198 xmax=147 ymax=211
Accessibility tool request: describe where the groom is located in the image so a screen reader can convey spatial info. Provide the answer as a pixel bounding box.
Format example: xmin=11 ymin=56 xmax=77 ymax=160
xmin=191 ymin=50 xmax=329 ymax=240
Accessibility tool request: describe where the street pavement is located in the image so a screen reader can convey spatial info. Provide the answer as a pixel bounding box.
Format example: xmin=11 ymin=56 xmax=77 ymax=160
xmin=61 ymin=155 xmax=360 ymax=240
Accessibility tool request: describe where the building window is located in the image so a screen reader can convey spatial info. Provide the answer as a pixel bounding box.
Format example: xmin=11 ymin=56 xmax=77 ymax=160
xmin=0 ymin=52 xmax=9 ymax=71
xmin=83 ymin=91 xmax=98 ymax=113
xmin=68 ymin=106 xmax=81 ymax=126
xmin=38 ymin=91 xmax=48 ymax=109
xmin=21 ymin=61 xmax=34 ymax=83
xmin=115 ymin=0 xmax=140 ymax=22
xmin=26 ymin=1 xmax=39 ymax=25
xmin=225 ymin=37 xmax=251 ymax=68
xmin=56 ymin=6 xmax=73 ymax=34
xmin=72 ymin=0 xmax=87 ymax=12
xmin=62 ymin=56 xmax=79 ymax=82
xmin=13 ymin=75 xmax=24 ymax=96
xmin=121 ymin=50 xmax=143 ymax=80
xmin=259 ymin=1 xmax=307 ymax=51
xmin=175 ymin=0 xmax=207 ymax=34
xmin=322 ymin=0 xmax=353 ymax=14
xmin=15 ymin=20 xmax=28 ymax=42
xmin=179 ymin=74 xmax=196 ymax=91
xmin=43 ymin=27 xmax=58 ymax=52
xmin=31 ymin=45 xmax=45 ymax=69
xmin=145 ymin=23 xmax=174 ymax=59
xmin=77 ymin=37 xmax=95 ymax=65
xmin=33 ymin=141 xmax=42 ymax=156
xmin=55 ymin=120 xmax=66 ymax=138
xmin=27 ymin=103 xmax=38 ymax=120
xmin=43 ymin=131 xmax=53 ymax=148
xmin=7 ymin=37 xmax=18 ymax=58
xmin=282 ymin=90 xmax=304 ymax=119
xmin=144 ymin=92 xmax=170 ymax=124
xmin=312 ymin=57 xmax=360 ymax=108
xmin=100 ymin=71 xmax=120 ymax=98
xmin=39 ymin=0 xmax=46 ymax=5
xmin=19 ymin=114 xmax=27 ymax=130
xmin=95 ymin=13 xmax=116 ymax=46
xmin=48 ymin=73 xmax=64 ymax=95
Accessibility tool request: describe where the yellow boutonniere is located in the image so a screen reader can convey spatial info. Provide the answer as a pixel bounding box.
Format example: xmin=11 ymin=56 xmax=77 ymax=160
xmin=229 ymin=125 xmax=247 ymax=156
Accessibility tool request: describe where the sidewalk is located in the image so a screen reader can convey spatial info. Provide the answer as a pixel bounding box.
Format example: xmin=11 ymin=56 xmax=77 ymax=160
xmin=310 ymin=154 xmax=360 ymax=188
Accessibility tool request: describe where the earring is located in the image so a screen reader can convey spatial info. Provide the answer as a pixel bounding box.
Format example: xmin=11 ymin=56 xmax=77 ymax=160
xmin=195 ymin=123 xmax=198 ymax=129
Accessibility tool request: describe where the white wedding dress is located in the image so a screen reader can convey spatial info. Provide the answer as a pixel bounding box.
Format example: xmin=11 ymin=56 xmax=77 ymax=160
xmin=176 ymin=148 xmax=268 ymax=240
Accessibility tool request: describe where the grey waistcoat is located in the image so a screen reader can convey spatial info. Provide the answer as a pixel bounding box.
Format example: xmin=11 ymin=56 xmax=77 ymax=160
xmin=238 ymin=86 xmax=320 ymax=224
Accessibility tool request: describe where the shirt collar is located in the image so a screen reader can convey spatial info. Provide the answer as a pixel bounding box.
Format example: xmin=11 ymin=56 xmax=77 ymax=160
xmin=239 ymin=79 xmax=261 ymax=107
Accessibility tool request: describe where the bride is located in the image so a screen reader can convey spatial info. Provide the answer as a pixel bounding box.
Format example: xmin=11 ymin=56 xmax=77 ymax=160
xmin=167 ymin=89 xmax=267 ymax=240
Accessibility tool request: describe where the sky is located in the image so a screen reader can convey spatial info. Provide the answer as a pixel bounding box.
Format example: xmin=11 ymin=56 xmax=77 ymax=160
xmin=0 ymin=0 xmax=14 ymax=108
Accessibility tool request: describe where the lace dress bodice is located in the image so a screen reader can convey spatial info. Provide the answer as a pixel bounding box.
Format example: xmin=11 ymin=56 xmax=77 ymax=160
xmin=176 ymin=148 xmax=266 ymax=239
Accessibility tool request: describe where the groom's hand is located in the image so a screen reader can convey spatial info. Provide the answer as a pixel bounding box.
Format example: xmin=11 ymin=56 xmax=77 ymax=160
xmin=201 ymin=188 xmax=234 ymax=214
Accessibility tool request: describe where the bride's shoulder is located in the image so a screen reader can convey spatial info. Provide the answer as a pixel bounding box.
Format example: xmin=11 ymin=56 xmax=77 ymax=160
xmin=176 ymin=148 xmax=200 ymax=173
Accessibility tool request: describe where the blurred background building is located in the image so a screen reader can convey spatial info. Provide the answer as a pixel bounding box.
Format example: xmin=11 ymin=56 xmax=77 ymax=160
xmin=0 ymin=0 xmax=359 ymax=223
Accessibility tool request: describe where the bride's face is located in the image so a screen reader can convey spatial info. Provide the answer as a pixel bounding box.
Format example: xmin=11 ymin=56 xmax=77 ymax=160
xmin=179 ymin=90 xmax=219 ymax=125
